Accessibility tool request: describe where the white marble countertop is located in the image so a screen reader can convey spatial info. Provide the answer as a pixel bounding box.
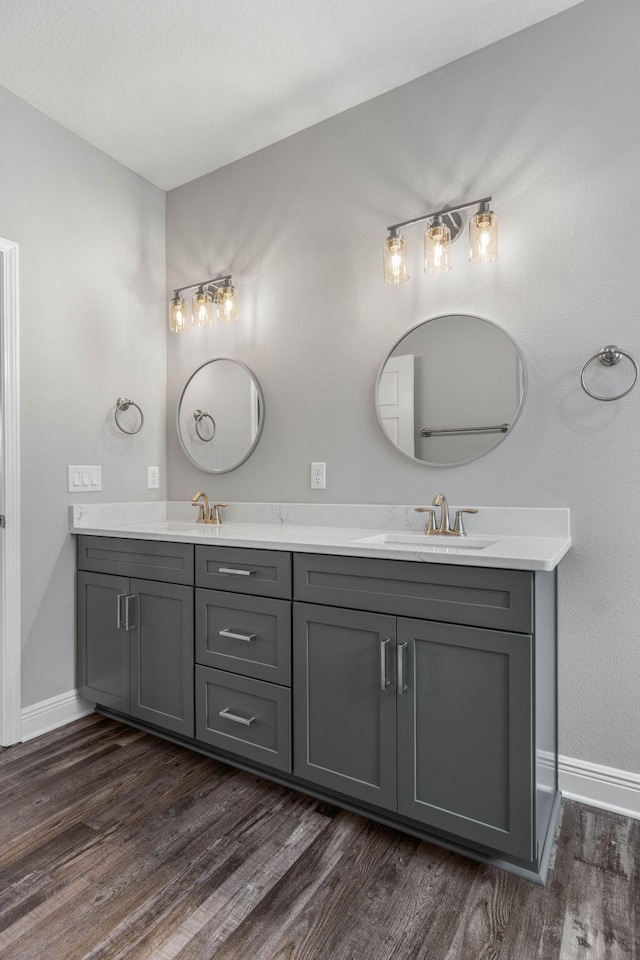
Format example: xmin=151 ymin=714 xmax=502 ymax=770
xmin=70 ymin=502 xmax=571 ymax=571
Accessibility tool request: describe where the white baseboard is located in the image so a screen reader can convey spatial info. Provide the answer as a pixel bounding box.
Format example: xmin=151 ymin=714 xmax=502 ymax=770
xmin=559 ymin=754 xmax=640 ymax=821
xmin=21 ymin=689 xmax=94 ymax=742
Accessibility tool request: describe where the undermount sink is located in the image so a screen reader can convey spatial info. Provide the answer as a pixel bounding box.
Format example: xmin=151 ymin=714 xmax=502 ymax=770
xmin=351 ymin=533 xmax=498 ymax=550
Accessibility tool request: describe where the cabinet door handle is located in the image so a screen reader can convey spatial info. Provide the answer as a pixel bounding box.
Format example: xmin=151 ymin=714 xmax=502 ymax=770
xmin=219 ymin=628 xmax=257 ymax=642
xmin=116 ymin=593 xmax=127 ymax=629
xmin=218 ymin=567 xmax=256 ymax=576
xmin=124 ymin=595 xmax=137 ymax=632
xmin=380 ymin=638 xmax=392 ymax=690
xmin=397 ymin=642 xmax=408 ymax=694
xmin=219 ymin=707 xmax=256 ymax=726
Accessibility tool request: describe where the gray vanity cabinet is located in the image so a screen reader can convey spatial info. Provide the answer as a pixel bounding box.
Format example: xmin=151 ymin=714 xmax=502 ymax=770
xmin=77 ymin=537 xmax=195 ymax=738
xmin=292 ymin=553 xmax=551 ymax=868
xmin=396 ymin=618 xmax=533 ymax=860
xmin=293 ymin=603 xmax=397 ymax=809
xmin=194 ymin=544 xmax=293 ymax=773
xmin=78 ymin=571 xmax=131 ymax=713
xmin=128 ymin=579 xmax=194 ymax=737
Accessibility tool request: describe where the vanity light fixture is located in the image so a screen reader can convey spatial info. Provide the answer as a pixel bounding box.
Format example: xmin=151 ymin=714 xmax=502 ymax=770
xmin=169 ymin=274 xmax=238 ymax=332
xmin=192 ymin=286 xmax=214 ymax=327
xmin=383 ymin=196 xmax=497 ymax=282
xmin=215 ymin=278 xmax=238 ymax=323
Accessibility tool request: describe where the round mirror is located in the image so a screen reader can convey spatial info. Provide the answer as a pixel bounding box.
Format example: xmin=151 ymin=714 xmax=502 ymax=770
xmin=376 ymin=315 xmax=526 ymax=467
xmin=177 ymin=358 xmax=264 ymax=473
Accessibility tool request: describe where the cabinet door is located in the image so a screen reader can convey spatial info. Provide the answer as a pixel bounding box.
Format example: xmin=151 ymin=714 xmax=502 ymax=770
xmin=397 ymin=618 xmax=533 ymax=860
xmin=293 ymin=602 xmax=397 ymax=810
xmin=129 ymin=579 xmax=194 ymax=737
xmin=77 ymin=571 xmax=130 ymax=712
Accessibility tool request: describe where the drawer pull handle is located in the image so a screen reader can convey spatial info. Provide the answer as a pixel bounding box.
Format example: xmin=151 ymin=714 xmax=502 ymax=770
xmin=218 ymin=567 xmax=256 ymax=577
xmin=397 ymin=642 xmax=408 ymax=695
xmin=117 ymin=593 xmax=127 ymax=629
xmin=219 ymin=707 xmax=256 ymax=726
xmin=380 ymin=638 xmax=391 ymax=690
xmin=124 ymin=595 xmax=137 ymax=632
xmin=219 ymin=628 xmax=257 ymax=642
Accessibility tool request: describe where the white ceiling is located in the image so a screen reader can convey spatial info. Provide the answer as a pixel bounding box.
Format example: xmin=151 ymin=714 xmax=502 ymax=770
xmin=0 ymin=0 xmax=585 ymax=190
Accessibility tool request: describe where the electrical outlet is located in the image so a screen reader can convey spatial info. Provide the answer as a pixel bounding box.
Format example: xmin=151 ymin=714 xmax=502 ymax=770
xmin=148 ymin=466 xmax=160 ymax=489
xmin=311 ymin=462 xmax=326 ymax=490
xmin=68 ymin=465 xmax=102 ymax=493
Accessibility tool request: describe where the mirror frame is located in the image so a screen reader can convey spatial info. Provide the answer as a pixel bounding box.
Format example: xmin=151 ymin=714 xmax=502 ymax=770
xmin=375 ymin=314 xmax=527 ymax=468
xmin=176 ymin=357 xmax=265 ymax=474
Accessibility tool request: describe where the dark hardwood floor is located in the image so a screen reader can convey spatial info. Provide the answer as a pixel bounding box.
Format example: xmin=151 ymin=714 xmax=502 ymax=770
xmin=0 ymin=715 xmax=637 ymax=959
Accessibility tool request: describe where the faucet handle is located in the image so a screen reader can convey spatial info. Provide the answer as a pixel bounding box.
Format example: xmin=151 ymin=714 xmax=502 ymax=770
xmin=452 ymin=508 xmax=478 ymax=536
xmin=210 ymin=503 xmax=228 ymax=525
xmin=415 ymin=507 xmax=438 ymax=534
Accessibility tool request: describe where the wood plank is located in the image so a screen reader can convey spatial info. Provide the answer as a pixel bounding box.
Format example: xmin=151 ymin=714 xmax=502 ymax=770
xmin=575 ymin=805 xmax=636 ymax=877
xmin=80 ymin=792 xmax=331 ymax=960
xmin=559 ymin=859 xmax=634 ymax=959
xmin=495 ymin=800 xmax=579 ymax=960
xmin=0 ymin=718 xmax=639 ymax=960
xmin=194 ymin=814 xmax=394 ymax=960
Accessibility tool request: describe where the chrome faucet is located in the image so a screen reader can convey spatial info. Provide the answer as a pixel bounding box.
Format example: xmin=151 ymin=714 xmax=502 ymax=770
xmin=191 ymin=492 xmax=228 ymax=524
xmin=432 ymin=493 xmax=451 ymax=534
xmin=414 ymin=493 xmax=478 ymax=536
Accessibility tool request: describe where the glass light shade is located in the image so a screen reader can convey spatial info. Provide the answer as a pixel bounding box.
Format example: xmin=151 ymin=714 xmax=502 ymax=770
xmin=191 ymin=288 xmax=214 ymax=326
xmin=469 ymin=209 xmax=498 ymax=263
xmin=216 ymin=284 xmax=238 ymax=323
xmin=169 ymin=295 xmax=189 ymax=333
xmin=383 ymin=233 xmax=409 ymax=284
xmin=424 ymin=220 xmax=451 ymax=274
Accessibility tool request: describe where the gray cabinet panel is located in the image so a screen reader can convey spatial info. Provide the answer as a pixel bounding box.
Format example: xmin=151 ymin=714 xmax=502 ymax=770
xmin=397 ymin=617 xmax=533 ymax=860
xmin=129 ymin=579 xmax=194 ymax=737
xmin=195 ymin=545 xmax=291 ymax=599
xmin=78 ymin=536 xmax=194 ymax=585
xmin=196 ymin=589 xmax=291 ymax=685
xmin=294 ymin=553 xmax=532 ymax=633
xmin=293 ymin=602 xmax=397 ymax=810
xmin=195 ymin=666 xmax=291 ymax=773
xmin=77 ymin=572 xmax=130 ymax=711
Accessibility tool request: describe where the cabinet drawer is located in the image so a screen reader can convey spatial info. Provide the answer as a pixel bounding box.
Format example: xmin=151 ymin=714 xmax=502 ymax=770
xmin=196 ymin=589 xmax=291 ymax=685
xmin=77 ymin=536 xmax=194 ymax=585
xmin=195 ymin=666 xmax=291 ymax=773
xmin=294 ymin=554 xmax=532 ymax=633
xmin=195 ymin=546 xmax=292 ymax=599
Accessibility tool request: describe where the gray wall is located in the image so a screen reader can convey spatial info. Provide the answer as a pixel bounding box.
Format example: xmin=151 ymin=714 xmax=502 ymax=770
xmin=0 ymin=86 xmax=166 ymax=708
xmin=166 ymin=0 xmax=640 ymax=774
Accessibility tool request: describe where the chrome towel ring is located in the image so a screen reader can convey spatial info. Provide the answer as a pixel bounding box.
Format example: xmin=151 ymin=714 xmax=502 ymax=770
xmin=580 ymin=345 xmax=638 ymax=401
xmin=114 ymin=397 xmax=144 ymax=434
xmin=194 ymin=409 xmax=216 ymax=441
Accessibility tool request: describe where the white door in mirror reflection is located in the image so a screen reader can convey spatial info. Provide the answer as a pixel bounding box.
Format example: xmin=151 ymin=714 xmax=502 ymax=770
xmin=378 ymin=354 xmax=415 ymax=458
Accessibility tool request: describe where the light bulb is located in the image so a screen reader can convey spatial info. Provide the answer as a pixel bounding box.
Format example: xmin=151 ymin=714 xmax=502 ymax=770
xmin=383 ymin=232 xmax=409 ymax=284
xmin=424 ymin=217 xmax=451 ymax=274
xmin=169 ymin=295 xmax=189 ymax=333
xmin=192 ymin=287 xmax=214 ymax=326
xmin=469 ymin=204 xmax=498 ymax=263
xmin=216 ymin=283 xmax=238 ymax=323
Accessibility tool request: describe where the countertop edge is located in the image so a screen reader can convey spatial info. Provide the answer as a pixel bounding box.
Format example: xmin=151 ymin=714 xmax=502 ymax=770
xmin=70 ymin=524 xmax=572 ymax=572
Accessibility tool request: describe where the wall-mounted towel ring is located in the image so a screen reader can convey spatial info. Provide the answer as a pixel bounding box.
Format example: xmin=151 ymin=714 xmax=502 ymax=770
xmin=580 ymin=345 xmax=638 ymax=401
xmin=114 ymin=397 xmax=144 ymax=434
xmin=194 ymin=409 xmax=216 ymax=441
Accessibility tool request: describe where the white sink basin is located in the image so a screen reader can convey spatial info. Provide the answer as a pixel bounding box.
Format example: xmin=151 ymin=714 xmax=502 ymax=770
xmin=351 ymin=533 xmax=498 ymax=550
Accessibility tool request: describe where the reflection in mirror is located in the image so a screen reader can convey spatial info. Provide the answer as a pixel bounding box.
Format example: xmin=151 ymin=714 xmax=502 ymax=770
xmin=376 ymin=315 xmax=526 ymax=466
xmin=177 ymin=358 xmax=264 ymax=473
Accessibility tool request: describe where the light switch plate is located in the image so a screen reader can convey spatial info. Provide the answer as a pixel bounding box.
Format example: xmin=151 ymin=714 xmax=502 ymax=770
xmin=68 ymin=465 xmax=102 ymax=493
